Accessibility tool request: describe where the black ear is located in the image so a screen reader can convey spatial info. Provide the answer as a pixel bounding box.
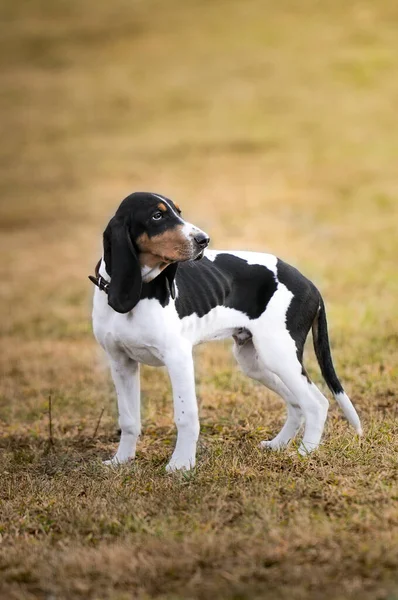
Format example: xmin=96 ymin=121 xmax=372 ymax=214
xmin=103 ymin=217 xmax=142 ymax=313
xmin=165 ymin=262 xmax=178 ymax=299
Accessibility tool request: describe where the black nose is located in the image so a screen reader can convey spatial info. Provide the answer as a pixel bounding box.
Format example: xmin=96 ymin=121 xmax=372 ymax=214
xmin=194 ymin=233 xmax=210 ymax=248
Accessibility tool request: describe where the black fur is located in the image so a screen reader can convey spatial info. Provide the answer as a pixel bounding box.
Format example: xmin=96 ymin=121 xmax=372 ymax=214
xmin=312 ymin=297 xmax=344 ymax=395
xmin=104 ymin=216 xmax=142 ymax=313
xmin=113 ymin=192 xmax=184 ymax=240
xmin=139 ymin=268 xmax=175 ymax=307
xmin=175 ymin=254 xmax=278 ymax=319
xmin=276 ymin=259 xmax=320 ymax=367
xmin=175 ymin=258 xmax=232 ymax=318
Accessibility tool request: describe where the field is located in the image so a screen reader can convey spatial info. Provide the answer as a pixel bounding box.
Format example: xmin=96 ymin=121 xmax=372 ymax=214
xmin=1 ymin=0 xmax=398 ymax=598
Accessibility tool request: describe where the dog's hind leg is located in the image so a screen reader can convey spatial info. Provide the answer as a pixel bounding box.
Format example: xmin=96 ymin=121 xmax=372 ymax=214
xmin=233 ymin=337 xmax=303 ymax=450
xmin=251 ymin=332 xmax=329 ymax=455
xmin=261 ymin=402 xmax=304 ymax=451
xmin=298 ymin=381 xmax=330 ymax=455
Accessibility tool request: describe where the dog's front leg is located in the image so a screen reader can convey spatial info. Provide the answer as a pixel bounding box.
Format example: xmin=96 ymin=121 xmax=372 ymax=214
xmin=103 ymin=354 xmax=141 ymax=466
xmin=164 ymin=342 xmax=199 ymax=472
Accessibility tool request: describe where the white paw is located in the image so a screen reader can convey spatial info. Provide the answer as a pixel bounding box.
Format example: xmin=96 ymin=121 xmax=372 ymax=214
xmin=259 ymin=439 xmax=286 ymax=452
xmin=297 ymin=441 xmax=318 ymax=456
xmin=165 ymin=456 xmax=195 ymax=473
xmin=102 ymin=455 xmax=133 ymax=467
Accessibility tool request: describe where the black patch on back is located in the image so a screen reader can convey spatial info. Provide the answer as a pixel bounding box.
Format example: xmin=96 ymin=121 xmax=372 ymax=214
xmin=175 ymin=254 xmax=278 ymax=319
xmin=276 ymin=259 xmax=320 ymax=370
xmin=174 ymin=258 xmax=231 ymax=318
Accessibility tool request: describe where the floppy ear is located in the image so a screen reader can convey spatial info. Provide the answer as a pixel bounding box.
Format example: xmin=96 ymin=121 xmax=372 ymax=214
xmin=165 ymin=262 xmax=178 ymax=300
xmin=103 ymin=217 xmax=142 ymax=313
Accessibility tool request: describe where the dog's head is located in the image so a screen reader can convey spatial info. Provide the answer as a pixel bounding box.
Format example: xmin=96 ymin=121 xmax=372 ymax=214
xmin=103 ymin=192 xmax=210 ymax=313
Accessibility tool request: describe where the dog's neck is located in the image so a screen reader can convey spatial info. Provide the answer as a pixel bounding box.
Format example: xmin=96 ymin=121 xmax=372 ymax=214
xmin=140 ymin=264 xmax=167 ymax=283
xmin=139 ymin=252 xmax=172 ymax=283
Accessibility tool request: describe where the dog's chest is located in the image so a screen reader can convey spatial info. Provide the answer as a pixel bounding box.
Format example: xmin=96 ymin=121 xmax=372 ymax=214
xmin=93 ymin=292 xmax=174 ymax=366
xmin=97 ymin=319 xmax=166 ymax=366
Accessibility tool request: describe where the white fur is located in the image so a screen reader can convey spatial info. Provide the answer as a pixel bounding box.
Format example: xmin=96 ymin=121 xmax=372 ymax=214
xmin=335 ymin=392 xmax=362 ymax=434
xmin=141 ymin=264 xmax=165 ymax=283
xmin=205 ymin=249 xmax=278 ymax=272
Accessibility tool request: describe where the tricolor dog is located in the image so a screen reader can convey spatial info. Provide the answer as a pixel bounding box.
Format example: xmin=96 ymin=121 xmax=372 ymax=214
xmin=91 ymin=192 xmax=362 ymax=471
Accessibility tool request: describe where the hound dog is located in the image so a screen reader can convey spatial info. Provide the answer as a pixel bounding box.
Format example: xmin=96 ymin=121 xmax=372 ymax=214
xmin=91 ymin=191 xmax=362 ymax=472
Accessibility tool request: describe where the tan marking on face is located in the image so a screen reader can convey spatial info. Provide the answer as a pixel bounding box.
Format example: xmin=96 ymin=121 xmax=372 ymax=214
xmin=157 ymin=202 xmax=167 ymax=212
xmin=136 ymin=226 xmax=192 ymax=262
xmin=174 ymin=203 xmax=181 ymax=213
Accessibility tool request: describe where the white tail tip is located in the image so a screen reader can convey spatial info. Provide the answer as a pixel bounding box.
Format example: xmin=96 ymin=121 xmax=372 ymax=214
xmin=334 ymin=392 xmax=362 ymax=434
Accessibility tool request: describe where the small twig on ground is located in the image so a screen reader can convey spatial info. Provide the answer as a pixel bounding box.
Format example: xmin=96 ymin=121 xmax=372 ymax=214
xmin=46 ymin=393 xmax=55 ymax=453
xmin=92 ymin=407 xmax=105 ymax=439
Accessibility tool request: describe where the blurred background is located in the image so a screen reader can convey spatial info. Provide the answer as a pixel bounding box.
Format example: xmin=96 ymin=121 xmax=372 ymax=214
xmin=1 ymin=0 xmax=396 ymax=425
xmin=0 ymin=0 xmax=398 ymax=600
xmin=0 ymin=1 xmax=398 ymax=596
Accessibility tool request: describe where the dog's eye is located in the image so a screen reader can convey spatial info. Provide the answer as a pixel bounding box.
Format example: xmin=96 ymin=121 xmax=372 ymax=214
xmin=152 ymin=212 xmax=163 ymax=221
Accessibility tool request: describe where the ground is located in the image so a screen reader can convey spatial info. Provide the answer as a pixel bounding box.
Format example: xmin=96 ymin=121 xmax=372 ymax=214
xmin=1 ymin=1 xmax=398 ymax=598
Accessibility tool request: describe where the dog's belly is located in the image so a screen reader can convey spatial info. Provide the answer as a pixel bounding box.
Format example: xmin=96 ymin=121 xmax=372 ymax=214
xmin=181 ymin=305 xmax=251 ymax=345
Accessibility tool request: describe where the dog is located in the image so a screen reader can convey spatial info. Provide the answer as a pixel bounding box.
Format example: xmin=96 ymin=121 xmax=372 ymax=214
xmin=91 ymin=191 xmax=362 ymax=471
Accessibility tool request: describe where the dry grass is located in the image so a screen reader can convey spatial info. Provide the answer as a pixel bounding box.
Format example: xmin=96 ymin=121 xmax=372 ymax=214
xmin=1 ymin=0 xmax=398 ymax=598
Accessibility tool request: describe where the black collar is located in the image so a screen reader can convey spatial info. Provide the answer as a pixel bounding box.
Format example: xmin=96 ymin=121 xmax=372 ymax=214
xmin=88 ymin=274 xmax=110 ymax=294
xmin=88 ymin=259 xmax=110 ymax=293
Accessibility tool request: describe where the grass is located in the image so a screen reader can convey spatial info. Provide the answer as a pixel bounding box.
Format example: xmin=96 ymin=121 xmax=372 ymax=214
xmin=1 ymin=0 xmax=398 ymax=598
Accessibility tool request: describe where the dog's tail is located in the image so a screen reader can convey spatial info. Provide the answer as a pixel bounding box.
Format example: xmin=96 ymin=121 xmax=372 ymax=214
xmin=312 ymin=297 xmax=362 ymax=434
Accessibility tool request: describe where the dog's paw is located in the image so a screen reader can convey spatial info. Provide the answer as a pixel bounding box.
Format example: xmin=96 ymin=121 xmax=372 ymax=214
xmin=102 ymin=455 xmax=133 ymax=467
xmin=259 ymin=439 xmax=286 ymax=452
xmin=297 ymin=441 xmax=318 ymax=456
xmin=165 ymin=456 xmax=195 ymax=473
